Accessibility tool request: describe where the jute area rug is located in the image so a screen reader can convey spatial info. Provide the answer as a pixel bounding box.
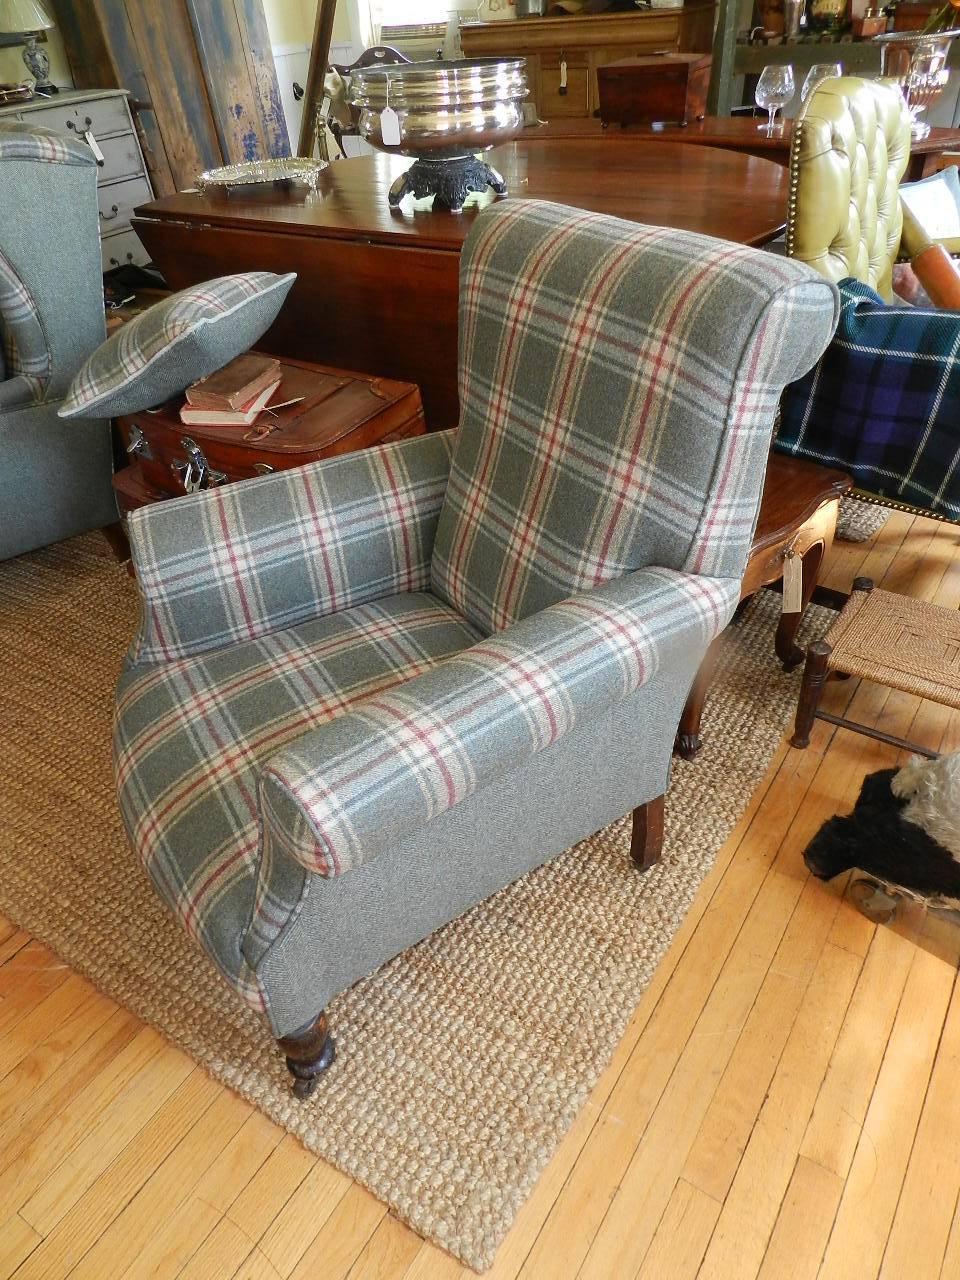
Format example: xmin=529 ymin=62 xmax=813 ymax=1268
xmin=1 ymin=534 xmax=824 ymax=1271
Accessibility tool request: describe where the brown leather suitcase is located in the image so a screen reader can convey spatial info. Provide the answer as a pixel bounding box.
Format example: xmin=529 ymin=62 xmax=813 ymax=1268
xmin=116 ymin=355 xmax=426 ymax=506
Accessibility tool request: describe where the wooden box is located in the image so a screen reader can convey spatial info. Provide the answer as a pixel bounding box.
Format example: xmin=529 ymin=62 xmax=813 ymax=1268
xmin=114 ymin=355 xmax=425 ymax=515
xmin=597 ymin=53 xmax=712 ymax=127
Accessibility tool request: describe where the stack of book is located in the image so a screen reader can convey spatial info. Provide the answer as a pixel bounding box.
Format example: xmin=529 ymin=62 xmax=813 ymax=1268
xmin=181 ymin=354 xmax=282 ymax=426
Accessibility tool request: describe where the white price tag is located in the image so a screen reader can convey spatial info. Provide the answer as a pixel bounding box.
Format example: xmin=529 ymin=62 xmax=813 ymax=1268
xmin=782 ymin=548 xmax=804 ymax=615
xmin=84 ymin=130 xmax=105 ymax=165
xmin=380 ymin=107 xmax=401 ymax=147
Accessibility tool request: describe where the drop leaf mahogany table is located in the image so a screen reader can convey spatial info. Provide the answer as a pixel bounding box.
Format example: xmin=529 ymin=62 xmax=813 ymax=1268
xmin=131 ymin=139 xmax=790 ymax=430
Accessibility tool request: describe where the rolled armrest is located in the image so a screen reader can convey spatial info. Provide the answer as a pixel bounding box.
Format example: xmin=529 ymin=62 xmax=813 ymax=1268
xmin=259 ymin=566 xmax=739 ymax=878
xmin=127 ymin=429 xmax=454 ymax=664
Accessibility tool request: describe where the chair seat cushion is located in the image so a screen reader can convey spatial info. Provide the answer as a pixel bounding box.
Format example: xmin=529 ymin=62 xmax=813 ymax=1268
xmin=114 ymin=591 xmax=480 ymax=1009
xmin=776 ymin=277 xmax=960 ymax=521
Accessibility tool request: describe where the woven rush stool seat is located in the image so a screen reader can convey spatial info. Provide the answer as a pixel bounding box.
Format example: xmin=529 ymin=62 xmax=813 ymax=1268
xmin=791 ymin=577 xmax=960 ymax=756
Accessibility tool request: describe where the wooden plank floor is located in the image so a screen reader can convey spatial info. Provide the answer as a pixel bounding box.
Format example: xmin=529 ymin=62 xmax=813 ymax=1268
xmin=2 ymin=510 xmax=959 ymax=1280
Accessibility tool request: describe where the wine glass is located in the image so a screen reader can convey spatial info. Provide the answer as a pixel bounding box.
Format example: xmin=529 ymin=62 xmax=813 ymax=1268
xmin=756 ymin=64 xmax=795 ymax=134
xmin=801 ymin=62 xmax=842 ymax=102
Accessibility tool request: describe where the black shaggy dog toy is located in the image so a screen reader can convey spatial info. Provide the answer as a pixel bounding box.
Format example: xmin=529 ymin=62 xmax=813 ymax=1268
xmin=804 ymin=753 xmax=960 ymax=904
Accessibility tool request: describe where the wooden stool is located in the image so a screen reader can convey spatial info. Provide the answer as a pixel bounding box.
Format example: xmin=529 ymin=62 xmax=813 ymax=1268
xmin=791 ymin=578 xmax=960 ymax=758
xmin=675 ymin=453 xmax=850 ymax=761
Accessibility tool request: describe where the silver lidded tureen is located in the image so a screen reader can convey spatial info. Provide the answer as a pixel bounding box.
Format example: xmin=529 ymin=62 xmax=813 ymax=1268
xmin=347 ymin=57 xmax=528 ymax=211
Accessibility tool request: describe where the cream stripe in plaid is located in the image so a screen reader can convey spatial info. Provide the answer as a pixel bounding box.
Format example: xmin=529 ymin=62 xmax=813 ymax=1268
xmin=0 ymin=247 xmax=49 ymax=404
xmin=260 ymin=568 xmax=739 ymax=880
xmin=115 ymin=592 xmax=480 ymax=1003
xmin=0 ymin=121 xmax=94 ymax=167
xmin=433 ymin=200 xmax=840 ymax=636
xmin=128 ymin=430 xmax=455 ymax=664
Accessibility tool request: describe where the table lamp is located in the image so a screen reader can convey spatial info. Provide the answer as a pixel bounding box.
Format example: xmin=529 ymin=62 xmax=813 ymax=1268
xmin=0 ymin=0 xmax=57 ymax=96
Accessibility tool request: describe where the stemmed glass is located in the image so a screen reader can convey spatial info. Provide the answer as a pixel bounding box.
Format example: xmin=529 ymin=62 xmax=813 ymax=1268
xmin=801 ymin=62 xmax=842 ymax=101
xmin=755 ymin=64 xmax=795 ymax=134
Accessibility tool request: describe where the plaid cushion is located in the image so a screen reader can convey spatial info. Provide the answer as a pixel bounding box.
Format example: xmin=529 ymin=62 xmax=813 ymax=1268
xmin=259 ymin=567 xmax=739 ymax=881
xmin=128 ymin=430 xmax=455 ymax=663
xmin=114 ymin=592 xmax=480 ymax=1008
xmin=58 ymin=273 xmax=296 ymax=419
xmin=0 ymin=247 xmax=50 ymax=406
xmin=430 ymin=200 xmax=840 ymax=635
xmin=0 ymin=121 xmax=94 ymax=167
xmin=777 ymin=278 xmax=960 ymax=521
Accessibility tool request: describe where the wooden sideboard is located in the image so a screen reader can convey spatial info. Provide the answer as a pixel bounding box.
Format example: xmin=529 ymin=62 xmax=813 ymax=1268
xmin=459 ymin=7 xmax=715 ymax=120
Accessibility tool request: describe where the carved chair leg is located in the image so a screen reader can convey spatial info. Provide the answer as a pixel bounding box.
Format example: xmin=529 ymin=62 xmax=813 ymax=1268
xmin=277 ymin=1011 xmax=336 ymax=1099
xmin=631 ymin=794 xmax=665 ymax=871
xmin=675 ymin=636 xmax=723 ymax=761
xmin=791 ymin=640 xmax=832 ymax=749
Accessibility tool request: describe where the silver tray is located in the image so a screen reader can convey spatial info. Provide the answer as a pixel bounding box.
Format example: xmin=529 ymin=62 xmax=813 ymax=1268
xmin=196 ymin=158 xmax=327 ymax=195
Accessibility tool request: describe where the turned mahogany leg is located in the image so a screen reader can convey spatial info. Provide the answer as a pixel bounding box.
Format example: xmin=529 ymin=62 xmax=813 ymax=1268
xmin=631 ymin=794 xmax=665 ymax=871
xmin=277 ymin=1011 xmax=336 ymax=1099
xmin=101 ymin=520 xmax=130 ymax=563
xmin=775 ymin=541 xmax=825 ymax=672
xmin=791 ymin=640 xmax=832 ymax=749
xmin=675 ymin=637 xmax=723 ymax=761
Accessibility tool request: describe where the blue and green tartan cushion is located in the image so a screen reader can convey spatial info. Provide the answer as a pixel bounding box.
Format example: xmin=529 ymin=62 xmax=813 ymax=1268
xmin=58 ymin=272 xmax=295 ymax=419
xmin=777 ymin=278 xmax=960 ymax=521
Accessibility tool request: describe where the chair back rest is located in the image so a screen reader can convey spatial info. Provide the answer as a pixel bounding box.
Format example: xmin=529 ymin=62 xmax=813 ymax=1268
xmin=0 ymin=123 xmax=105 ymax=409
xmin=430 ymin=199 xmax=840 ymax=636
xmin=787 ymin=76 xmax=911 ymax=301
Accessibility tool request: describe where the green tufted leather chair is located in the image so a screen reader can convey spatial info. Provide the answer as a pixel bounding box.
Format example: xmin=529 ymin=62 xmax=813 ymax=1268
xmin=786 ymin=76 xmax=911 ymax=301
xmin=779 ymin=75 xmax=960 ymax=525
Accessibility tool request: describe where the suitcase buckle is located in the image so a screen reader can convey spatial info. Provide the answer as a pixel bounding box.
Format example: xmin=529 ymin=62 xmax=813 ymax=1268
xmin=126 ymin=424 xmax=153 ymax=459
xmin=172 ymin=438 xmax=227 ymax=493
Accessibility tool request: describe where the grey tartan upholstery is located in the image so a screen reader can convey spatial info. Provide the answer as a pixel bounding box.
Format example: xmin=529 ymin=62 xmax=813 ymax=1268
xmin=115 ymin=203 xmax=839 ymax=1039
xmin=432 ymin=200 xmax=841 ymax=634
xmin=0 ymin=122 xmax=116 ymax=560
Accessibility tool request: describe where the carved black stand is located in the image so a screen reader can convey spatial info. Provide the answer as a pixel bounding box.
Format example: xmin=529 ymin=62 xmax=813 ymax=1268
xmin=388 ymin=156 xmax=508 ymax=213
xmin=277 ymin=1011 xmax=336 ymax=1099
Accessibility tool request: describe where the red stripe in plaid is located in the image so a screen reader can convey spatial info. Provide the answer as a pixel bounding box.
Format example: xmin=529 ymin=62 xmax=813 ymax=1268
xmin=115 ymin=592 xmax=479 ymax=1002
xmin=261 ymin=568 xmax=739 ymax=878
xmin=433 ymin=201 xmax=839 ymax=636
xmin=127 ymin=430 xmax=455 ymax=664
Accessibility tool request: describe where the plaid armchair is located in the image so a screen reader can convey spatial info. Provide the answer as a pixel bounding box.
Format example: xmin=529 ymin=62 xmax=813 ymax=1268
xmin=0 ymin=124 xmax=116 ymax=559
xmin=115 ymin=200 xmax=839 ymax=1094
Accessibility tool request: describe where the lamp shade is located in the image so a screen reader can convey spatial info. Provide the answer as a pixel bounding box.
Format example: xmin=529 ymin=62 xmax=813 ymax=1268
xmin=0 ymin=0 xmax=54 ymax=34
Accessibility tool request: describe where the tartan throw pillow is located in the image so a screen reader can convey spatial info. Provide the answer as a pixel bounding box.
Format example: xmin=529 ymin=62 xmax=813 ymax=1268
xmin=777 ymin=277 xmax=960 ymax=522
xmin=58 ymin=272 xmax=296 ymax=419
xmin=431 ymin=200 xmax=840 ymax=635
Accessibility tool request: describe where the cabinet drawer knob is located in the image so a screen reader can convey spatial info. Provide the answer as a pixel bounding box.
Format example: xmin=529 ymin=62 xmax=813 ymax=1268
xmin=99 ymin=204 xmax=120 ymax=222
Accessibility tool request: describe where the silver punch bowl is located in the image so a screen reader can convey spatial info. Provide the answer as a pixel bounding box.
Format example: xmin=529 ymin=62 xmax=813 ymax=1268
xmin=347 ymin=57 xmax=528 ymax=211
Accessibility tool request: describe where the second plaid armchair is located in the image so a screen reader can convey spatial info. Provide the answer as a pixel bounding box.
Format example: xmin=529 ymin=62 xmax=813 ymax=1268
xmin=114 ymin=199 xmax=839 ymax=1094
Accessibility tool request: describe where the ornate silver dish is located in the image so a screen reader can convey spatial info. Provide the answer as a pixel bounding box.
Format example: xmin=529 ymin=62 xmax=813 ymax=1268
xmin=347 ymin=57 xmax=528 ymax=211
xmin=196 ymin=158 xmax=327 ymax=196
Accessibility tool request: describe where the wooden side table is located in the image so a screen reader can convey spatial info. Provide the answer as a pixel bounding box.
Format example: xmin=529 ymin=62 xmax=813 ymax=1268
xmin=675 ymin=453 xmax=851 ymax=761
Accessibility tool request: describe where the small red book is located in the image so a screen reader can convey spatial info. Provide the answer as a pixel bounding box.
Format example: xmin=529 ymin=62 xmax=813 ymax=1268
xmin=185 ymin=354 xmax=282 ymax=412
